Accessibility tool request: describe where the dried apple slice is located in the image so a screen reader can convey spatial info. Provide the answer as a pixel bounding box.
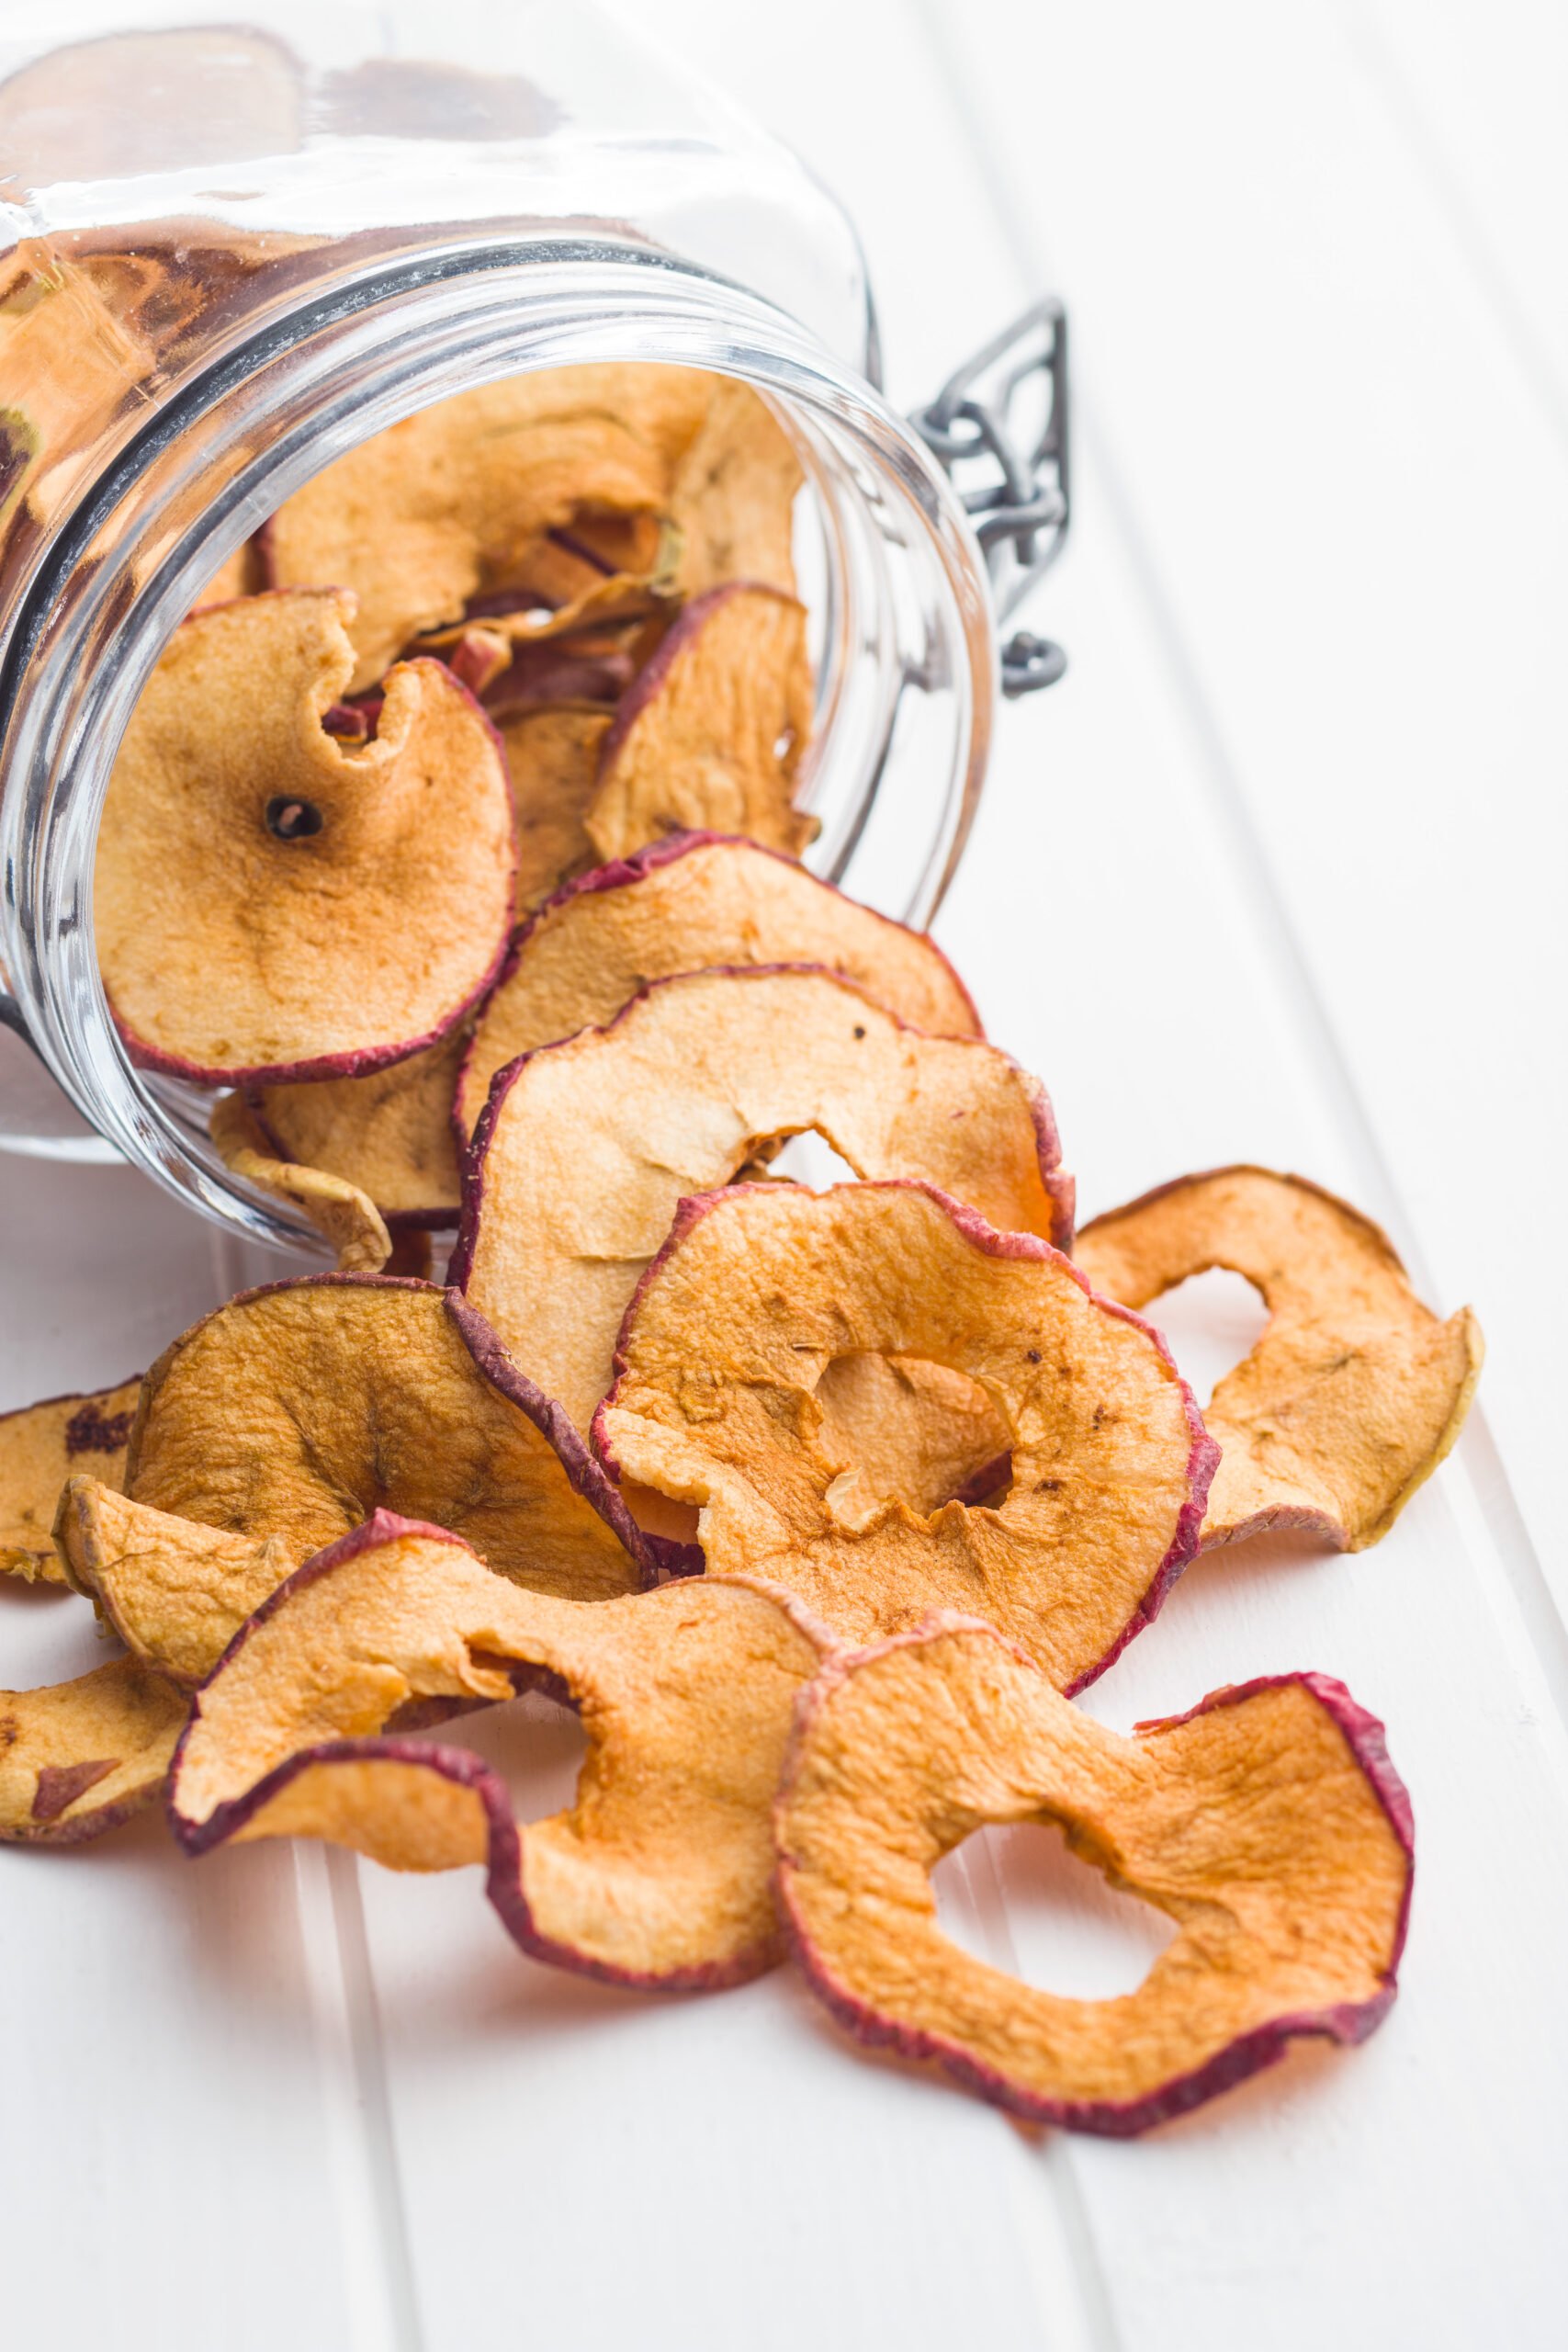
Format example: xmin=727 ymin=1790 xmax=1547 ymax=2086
xmin=209 ymin=1093 xmax=390 ymax=1272
xmin=502 ymin=703 xmax=615 ymax=917
xmin=457 ymin=832 xmax=980 ymax=1135
xmin=58 ymin=1477 xmax=292 ymax=1688
xmin=125 ymin=1274 xmax=653 ymax=1599
xmin=1 ymin=1376 xmax=141 ymax=1583
xmin=0 ymin=1656 xmax=186 ymax=1846
xmin=266 ymin=364 xmax=714 ymax=688
xmin=668 ymin=379 xmax=802 ymax=596
xmin=457 ymin=967 xmax=1072 ymax=1432
xmin=1074 ymin=1167 xmax=1483 ymax=1550
xmin=582 ymin=585 xmax=816 ymax=865
xmin=96 ymin=589 xmax=515 ymax=1084
xmin=168 ymin=1511 xmax=825 ymax=1988
xmin=777 ymin=1617 xmax=1413 ymax=2133
xmin=251 ymin=1024 xmax=468 ymax=1231
xmin=594 ymin=1183 xmax=1214 ymax=1692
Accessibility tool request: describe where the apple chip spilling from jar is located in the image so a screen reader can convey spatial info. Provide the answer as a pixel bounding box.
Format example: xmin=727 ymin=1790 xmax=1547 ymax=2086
xmin=1075 ymin=1167 xmax=1483 ymax=1550
xmin=456 ymin=966 xmax=1070 ymax=1433
xmin=593 ymin=1181 xmax=1215 ymax=1692
xmin=775 ymin=1617 xmax=1413 ymax=2134
xmin=168 ymin=1512 xmax=824 ymax=1988
xmin=1 ymin=1376 xmax=141 ymax=1583
xmin=456 ymin=831 xmax=982 ymax=1136
xmin=126 ymin=1274 xmax=654 ymax=1600
xmin=96 ymin=589 xmax=515 ymax=1084
xmin=0 ymin=1656 xmax=187 ymax=1845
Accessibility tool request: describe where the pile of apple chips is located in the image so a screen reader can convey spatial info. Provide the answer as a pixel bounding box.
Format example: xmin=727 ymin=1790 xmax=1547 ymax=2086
xmin=0 ymin=366 xmax=1481 ymax=2135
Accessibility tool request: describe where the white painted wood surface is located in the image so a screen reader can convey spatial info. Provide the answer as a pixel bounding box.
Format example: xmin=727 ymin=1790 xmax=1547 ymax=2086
xmin=3 ymin=6 xmax=1564 ymax=2346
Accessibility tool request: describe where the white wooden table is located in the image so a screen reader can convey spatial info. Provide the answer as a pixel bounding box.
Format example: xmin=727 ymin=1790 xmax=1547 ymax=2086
xmin=4 ymin=6 xmax=1565 ymax=2346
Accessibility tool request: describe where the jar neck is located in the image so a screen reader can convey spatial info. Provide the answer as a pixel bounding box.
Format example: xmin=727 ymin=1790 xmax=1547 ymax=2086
xmin=0 ymin=239 xmax=994 ymax=1241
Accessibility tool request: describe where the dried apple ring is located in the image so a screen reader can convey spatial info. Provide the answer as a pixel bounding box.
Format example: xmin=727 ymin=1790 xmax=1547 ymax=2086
xmin=168 ymin=1511 xmax=825 ymax=1988
xmin=1 ymin=1375 xmax=141 ymax=1583
xmin=96 ymin=589 xmax=515 ymax=1084
xmin=250 ymin=1025 xmax=468 ymax=1232
xmin=500 ymin=703 xmax=615 ymax=918
xmin=124 ymin=1274 xmax=653 ymax=1599
xmin=776 ymin=1616 xmax=1414 ymax=2134
xmin=0 ymin=1656 xmax=186 ymax=1846
xmin=266 ymin=364 xmax=714 ymax=688
xmin=457 ymin=967 xmax=1072 ymax=1434
xmin=582 ymin=584 xmax=816 ymax=865
xmin=457 ymin=832 xmax=981 ymax=1136
xmin=668 ymin=379 xmax=802 ymax=597
xmin=594 ymin=1183 xmax=1214 ymax=1691
xmin=58 ymin=1477 xmax=291 ymax=1689
xmin=209 ymin=1092 xmax=391 ymax=1272
xmin=1074 ymin=1167 xmax=1483 ymax=1550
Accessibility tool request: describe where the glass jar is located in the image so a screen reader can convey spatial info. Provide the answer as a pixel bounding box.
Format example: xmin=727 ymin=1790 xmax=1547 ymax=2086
xmin=0 ymin=2 xmax=1066 ymax=1245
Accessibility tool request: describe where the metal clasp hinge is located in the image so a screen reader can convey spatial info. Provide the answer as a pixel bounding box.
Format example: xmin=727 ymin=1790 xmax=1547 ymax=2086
xmin=909 ymin=297 xmax=1070 ymax=696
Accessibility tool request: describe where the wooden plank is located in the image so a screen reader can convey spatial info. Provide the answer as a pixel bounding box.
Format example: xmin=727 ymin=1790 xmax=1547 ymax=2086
xmin=0 ymin=1163 xmax=387 ymax=2348
xmin=1348 ymin=0 xmax=1568 ymax=440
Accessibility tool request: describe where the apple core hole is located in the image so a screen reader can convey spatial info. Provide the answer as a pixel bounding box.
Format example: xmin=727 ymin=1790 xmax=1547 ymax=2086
xmin=1145 ymin=1266 xmax=1269 ymax=1407
xmin=265 ymin=794 xmax=323 ymax=841
xmin=760 ymin=1127 xmax=859 ymax=1189
xmin=814 ymin=1350 xmax=1011 ymax=1521
xmin=933 ymin=1819 xmax=1177 ymax=2000
xmin=441 ymin=1680 xmax=589 ymax=1827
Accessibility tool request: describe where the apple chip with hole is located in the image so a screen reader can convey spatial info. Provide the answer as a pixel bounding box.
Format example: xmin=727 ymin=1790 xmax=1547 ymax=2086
xmin=582 ymin=585 xmax=816 ymax=864
xmin=594 ymin=1182 xmax=1215 ymax=1692
xmin=96 ymin=589 xmax=515 ymax=1084
xmin=775 ymin=1616 xmax=1413 ymax=2134
xmin=265 ymin=364 xmax=714 ymax=689
xmin=0 ymin=1656 xmax=187 ymax=1845
xmin=1075 ymin=1167 xmax=1483 ymax=1551
xmin=168 ymin=1511 xmax=825 ymax=1988
xmin=456 ymin=967 xmax=1071 ymax=1434
xmin=457 ymin=831 xmax=980 ymax=1135
xmin=1 ymin=1375 xmax=141 ymax=1582
xmin=125 ymin=1274 xmax=654 ymax=1601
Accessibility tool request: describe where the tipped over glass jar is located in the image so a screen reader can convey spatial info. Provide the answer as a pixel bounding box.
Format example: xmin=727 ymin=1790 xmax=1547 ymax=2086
xmin=0 ymin=1 xmax=1066 ymax=1247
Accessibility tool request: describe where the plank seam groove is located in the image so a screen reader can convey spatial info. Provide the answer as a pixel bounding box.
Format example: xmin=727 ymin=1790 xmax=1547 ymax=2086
xmin=908 ymin=0 xmax=1568 ymax=1704
xmin=322 ymin=1846 xmax=428 ymax=2352
xmin=1333 ymin=0 xmax=1568 ymax=467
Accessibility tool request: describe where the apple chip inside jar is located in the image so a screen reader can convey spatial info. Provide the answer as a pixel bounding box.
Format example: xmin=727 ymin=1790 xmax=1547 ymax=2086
xmin=95 ymin=589 xmax=514 ymax=1085
xmin=124 ymin=1274 xmax=655 ymax=1599
xmin=1 ymin=1376 xmax=141 ymax=1583
xmin=209 ymin=1091 xmax=391 ymax=1272
xmin=457 ymin=832 xmax=981 ymax=1136
xmin=456 ymin=967 xmax=1072 ymax=1432
xmin=667 ymin=378 xmax=803 ymax=597
xmin=1074 ymin=1166 xmax=1483 ymax=1550
xmin=168 ymin=1511 xmax=826 ymax=1988
xmin=776 ymin=1618 xmax=1413 ymax=2133
xmin=500 ymin=703 xmax=615 ymax=917
xmin=582 ymin=584 xmax=817 ymax=864
xmin=265 ymin=364 xmax=715 ymax=689
xmin=594 ymin=1182 xmax=1215 ymax=1692
xmin=247 ymin=1023 xmax=468 ymax=1233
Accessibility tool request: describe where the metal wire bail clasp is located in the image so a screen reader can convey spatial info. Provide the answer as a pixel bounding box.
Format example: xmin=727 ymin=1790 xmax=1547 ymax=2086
xmin=909 ymin=297 xmax=1070 ymax=696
